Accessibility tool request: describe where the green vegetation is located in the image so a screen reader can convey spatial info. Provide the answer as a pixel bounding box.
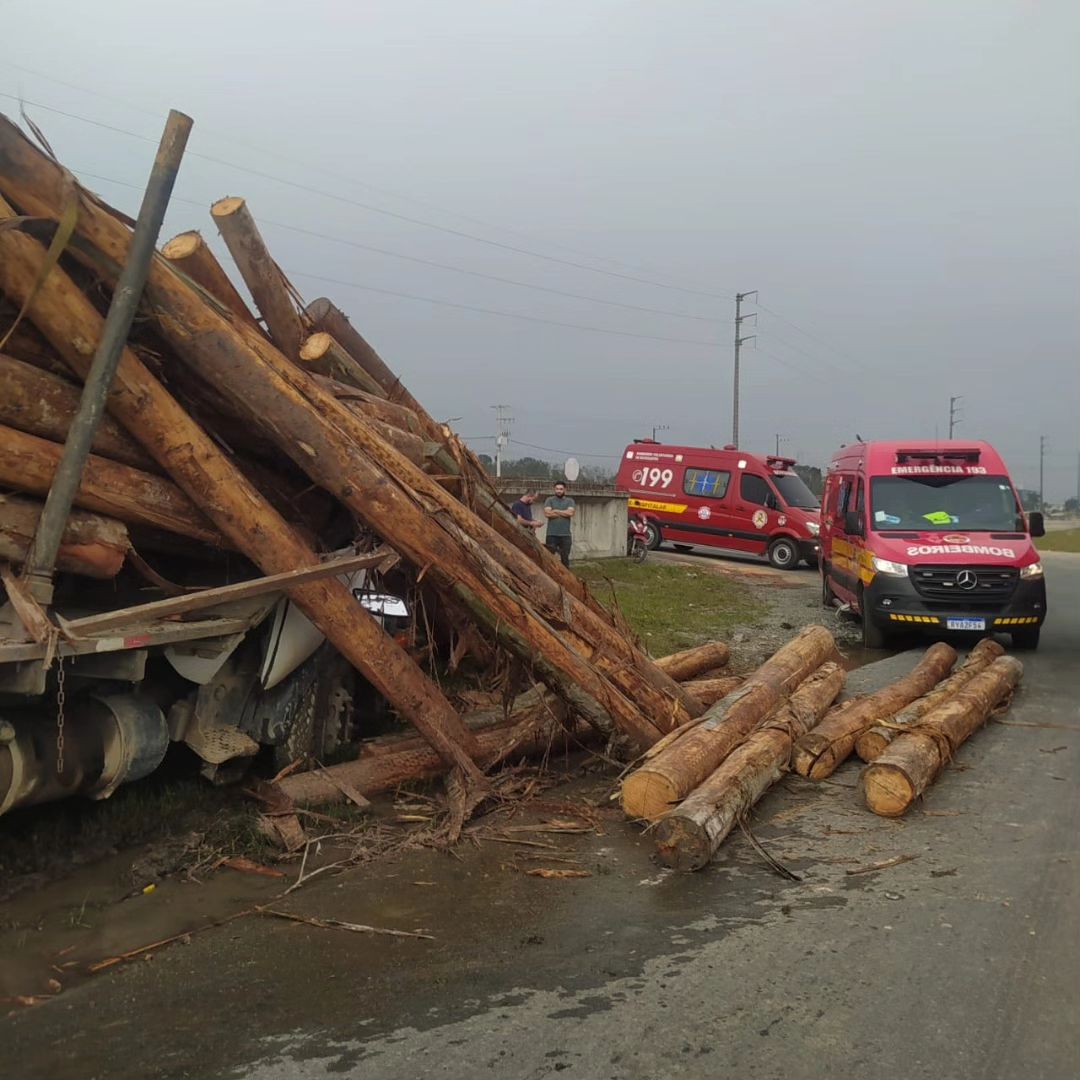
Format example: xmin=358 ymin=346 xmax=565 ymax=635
xmin=1037 ymin=528 xmax=1080 ymax=553
xmin=575 ymin=558 xmax=765 ymax=656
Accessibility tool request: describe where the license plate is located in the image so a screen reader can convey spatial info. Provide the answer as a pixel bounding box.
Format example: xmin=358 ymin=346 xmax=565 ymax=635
xmin=946 ymin=617 xmax=985 ymax=631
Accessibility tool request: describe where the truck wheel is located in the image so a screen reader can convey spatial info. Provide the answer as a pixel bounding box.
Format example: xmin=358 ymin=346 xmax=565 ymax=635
xmin=767 ymin=537 xmax=799 ymax=570
xmin=821 ymin=564 xmax=835 ymax=608
xmin=1011 ymin=627 xmax=1040 ymax=651
xmin=644 ymin=522 xmax=662 ymax=550
xmin=858 ymin=587 xmax=888 ymax=649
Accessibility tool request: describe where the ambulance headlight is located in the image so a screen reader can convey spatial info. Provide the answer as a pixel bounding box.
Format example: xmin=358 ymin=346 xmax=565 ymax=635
xmin=871 ymin=557 xmax=909 ymax=577
xmin=805 ymin=521 xmax=820 ymax=537
xmin=1020 ymin=562 xmax=1044 ymax=580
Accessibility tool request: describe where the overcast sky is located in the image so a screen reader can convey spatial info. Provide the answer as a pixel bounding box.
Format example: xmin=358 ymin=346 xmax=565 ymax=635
xmin=5 ymin=1 xmax=1079 ymax=497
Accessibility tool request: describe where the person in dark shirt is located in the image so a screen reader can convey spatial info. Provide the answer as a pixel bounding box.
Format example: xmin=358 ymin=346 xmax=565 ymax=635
xmin=509 ymin=490 xmax=543 ymax=532
xmin=543 ymin=482 xmax=576 ymax=566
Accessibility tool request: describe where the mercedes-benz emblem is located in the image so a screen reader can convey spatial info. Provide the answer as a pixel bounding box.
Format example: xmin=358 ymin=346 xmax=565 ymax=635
xmin=956 ymin=569 xmax=979 ymax=590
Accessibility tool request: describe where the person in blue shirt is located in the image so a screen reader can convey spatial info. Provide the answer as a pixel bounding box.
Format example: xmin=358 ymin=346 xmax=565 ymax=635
xmin=509 ymin=490 xmax=544 ymax=532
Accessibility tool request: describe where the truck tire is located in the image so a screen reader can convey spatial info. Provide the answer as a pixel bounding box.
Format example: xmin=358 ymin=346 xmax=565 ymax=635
xmin=767 ymin=536 xmax=799 ymax=570
xmin=1011 ymin=627 xmax=1040 ymax=651
xmin=821 ymin=564 xmax=835 ymax=608
xmin=858 ymin=587 xmax=888 ymax=649
xmin=644 ymin=522 xmax=662 ymax=550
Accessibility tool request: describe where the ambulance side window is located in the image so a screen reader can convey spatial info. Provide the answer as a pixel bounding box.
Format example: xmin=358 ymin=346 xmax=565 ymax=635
xmin=835 ymin=478 xmax=852 ymax=521
xmin=855 ymin=479 xmax=865 ymax=514
xmin=740 ymin=474 xmax=774 ymax=507
xmin=684 ymin=468 xmax=730 ymax=498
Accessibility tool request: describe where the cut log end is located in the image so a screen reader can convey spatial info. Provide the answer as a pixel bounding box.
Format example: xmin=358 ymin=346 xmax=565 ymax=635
xmin=860 ymin=762 xmax=916 ymax=817
xmin=211 ymin=196 xmax=246 ymax=219
xmin=621 ymin=770 xmax=680 ymax=822
xmin=161 ymin=231 xmax=202 ymax=260
xmin=653 ymin=817 xmax=711 ymax=872
xmin=299 ymin=332 xmax=333 ymax=363
xmin=854 ymin=728 xmax=891 ymax=763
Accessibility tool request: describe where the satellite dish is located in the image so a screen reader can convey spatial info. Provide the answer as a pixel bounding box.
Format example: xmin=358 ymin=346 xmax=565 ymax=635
xmin=564 ymin=457 xmax=580 ymax=482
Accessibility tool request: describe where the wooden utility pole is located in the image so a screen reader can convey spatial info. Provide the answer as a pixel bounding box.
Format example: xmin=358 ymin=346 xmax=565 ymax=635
xmin=732 ymin=291 xmax=756 ymax=447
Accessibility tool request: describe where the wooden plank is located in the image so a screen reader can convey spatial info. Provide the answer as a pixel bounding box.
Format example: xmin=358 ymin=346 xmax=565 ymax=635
xmin=60 ymin=551 xmax=390 ymax=634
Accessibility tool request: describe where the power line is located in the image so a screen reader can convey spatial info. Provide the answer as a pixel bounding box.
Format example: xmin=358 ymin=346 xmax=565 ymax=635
xmin=755 ymin=301 xmax=861 ymax=368
xmin=511 ymin=439 xmax=620 ymax=461
xmin=2 ymin=92 xmax=727 ymax=300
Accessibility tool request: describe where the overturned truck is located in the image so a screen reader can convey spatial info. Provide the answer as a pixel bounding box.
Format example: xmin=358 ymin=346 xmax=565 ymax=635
xmin=0 ymin=108 xmax=711 ymax=820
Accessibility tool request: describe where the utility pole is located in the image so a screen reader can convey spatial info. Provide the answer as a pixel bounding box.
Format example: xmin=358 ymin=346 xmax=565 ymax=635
xmin=774 ymin=433 xmax=785 ymax=457
xmin=948 ymin=396 xmax=963 ymax=438
xmin=652 ymin=424 xmax=669 ymax=441
xmin=732 ymin=290 xmax=757 ymax=447
xmin=491 ymin=404 xmax=514 ymax=478
xmin=1039 ymin=434 xmax=1046 ymax=511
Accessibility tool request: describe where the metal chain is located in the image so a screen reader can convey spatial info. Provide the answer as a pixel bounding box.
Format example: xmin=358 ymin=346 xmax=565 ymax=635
xmin=55 ymin=655 xmax=66 ymax=776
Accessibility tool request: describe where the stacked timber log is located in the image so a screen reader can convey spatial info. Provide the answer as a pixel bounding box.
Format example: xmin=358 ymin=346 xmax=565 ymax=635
xmin=0 ymin=110 xmax=725 ymax=824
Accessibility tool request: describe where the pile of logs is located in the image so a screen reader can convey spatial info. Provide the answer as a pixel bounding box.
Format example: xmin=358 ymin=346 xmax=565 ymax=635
xmin=621 ymin=630 xmax=1024 ymax=871
xmin=0 ymin=110 xmax=733 ymax=824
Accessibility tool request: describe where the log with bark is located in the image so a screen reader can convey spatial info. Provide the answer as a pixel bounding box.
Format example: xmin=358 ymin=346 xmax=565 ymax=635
xmin=620 ymin=626 xmax=840 ymax=820
xmin=0 ymin=493 xmax=129 ymax=579
xmin=314 ymin=376 xmax=422 ymax=433
xmin=210 ymin=196 xmax=307 ymax=358
xmin=0 ymin=147 xmax=691 ymax=751
xmin=854 ymin=639 xmax=1006 ymax=762
xmin=0 ymin=422 xmax=225 ymax=544
xmin=680 ymin=676 xmax=744 ymax=708
xmin=0 ymin=180 xmax=487 ymax=788
xmin=298 ymin=332 xmax=385 ymax=395
xmin=654 ymin=640 xmax=730 ymax=681
xmin=653 ymin=662 xmax=846 ymax=870
xmin=0 ymin=352 xmax=155 ymax=470
xmin=160 ymin=230 xmax=262 ymax=332
xmin=860 ymin=656 xmax=1023 ymax=817
xmin=790 ymin=642 xmax=957 ymax=780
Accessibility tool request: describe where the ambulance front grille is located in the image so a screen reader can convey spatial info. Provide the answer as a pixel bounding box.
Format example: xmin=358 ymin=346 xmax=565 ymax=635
xmin=911 ymin=565 xmax=1018 ymax=603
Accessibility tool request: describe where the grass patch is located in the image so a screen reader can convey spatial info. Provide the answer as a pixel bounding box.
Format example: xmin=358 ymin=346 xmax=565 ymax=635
xmin=575 ymin=557 xmax=765 ymax=656
xmin=1038 ymin=528 xmax=1080 ymax=553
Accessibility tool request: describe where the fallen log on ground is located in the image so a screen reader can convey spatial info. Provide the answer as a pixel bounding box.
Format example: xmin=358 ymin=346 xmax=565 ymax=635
xmin=0 ymin=422 xmax=225 ymax=544
xmin=655 ymin=640 xmax=730 ymax=681
xmin=680 ymin=676 xmax=744 ymax=708
xmin=855 ymin=639 xmax=1006 ymax=762
xmin=860 ymin=656 xmax=1024 ymax=817
xmin=621 ymin=625 xmax=840 ymax=820
xmin=0 ymin=493 xmax=129 ymax=579
xmin=0 ymin=352 xmax=155 ymax=470
xmin=210 ymin=196 xmax=307 ymax=359
xmin=161 ymin=230 xmax=262 ymax=332
xmin=791 ymin=642 xmax=957 ymax=780
xmin=0 ymin=181 xmax=487 ymax=786
xmin=654 ymin=662 xmax=846 ymax=870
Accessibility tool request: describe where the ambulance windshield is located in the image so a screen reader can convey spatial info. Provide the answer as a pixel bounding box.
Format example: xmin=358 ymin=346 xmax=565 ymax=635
xmin=772 ymin=473 xmax=820 ymax=509
xmin=870 ymin=476 xmax=1024 ymax=532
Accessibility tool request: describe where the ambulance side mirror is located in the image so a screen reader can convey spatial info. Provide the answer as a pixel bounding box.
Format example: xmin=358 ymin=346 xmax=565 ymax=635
xmin=1027 ymin=511 xmax=1045 ymax=538
xmin=843 ymin=511 xmax=864 ymax=537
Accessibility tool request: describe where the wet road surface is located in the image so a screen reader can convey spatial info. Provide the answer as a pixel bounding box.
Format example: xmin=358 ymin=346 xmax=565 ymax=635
xmin=4 ymin=554 xmax=1078 ymax=1080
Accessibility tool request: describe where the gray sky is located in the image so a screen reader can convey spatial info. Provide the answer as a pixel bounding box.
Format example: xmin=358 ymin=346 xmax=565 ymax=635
xmin=6 ymin=0 xmax=1079 ymax=498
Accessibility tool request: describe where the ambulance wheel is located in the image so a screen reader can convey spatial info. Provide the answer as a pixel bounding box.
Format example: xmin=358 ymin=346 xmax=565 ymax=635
xmin=767 ymin=537 xmax=799 ymax=570
xmin=1011 ymin=627 xmax=1040 ymax=651
xmin=821 ymin=565 xmax=835 ymax=608
xmin=643 ymin=522 xmax=662 ymax=550
xmin=858 ymin=589 xmax=888 ymax=650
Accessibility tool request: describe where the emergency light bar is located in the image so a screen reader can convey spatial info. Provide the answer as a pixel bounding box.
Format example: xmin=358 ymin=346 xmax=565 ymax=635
xmin=895 ymin=448 xmax=981 ymax=464
xmin=766 ymin=455 xmax=798 ymax=470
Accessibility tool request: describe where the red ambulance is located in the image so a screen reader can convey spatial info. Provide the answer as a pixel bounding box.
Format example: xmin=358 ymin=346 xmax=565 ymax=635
xmin=616 ymin=440 xmax=821 ymax=570
xmin=820 ymin=440 xmax=1047 ymax=649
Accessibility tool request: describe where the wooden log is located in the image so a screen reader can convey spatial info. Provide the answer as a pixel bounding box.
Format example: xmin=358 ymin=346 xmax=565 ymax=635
xmin=0 ymin=423 xmax=225 ymax=544
xmin=861 ymin=656 xmax=1024 ymax=817
xmin=0 ymin=493 xmax=129 ymax=579
xmin=0 ymin=309 xmax=71 ymax=378
xmin=210 ymin=197 xmax=306 ymax=358
xmin=0 ymin=181 xmax=485 ymax=784
xmin=655 ymin=641 xmax=730 ymax=681
xmin=791 ymin=642 xmax=957 ymax=780
xmin=299 ymin=332 xmax=385 ymax=396
xmin=654 ymin=662 xmax=846 ymax=870
xmin=680 ymin=675 xmax=744 ymax=708
xmin=364 ymin=417 xmax=426 ymax=468
xmin=621 ymin=626 xmax=840 ymax=820
xmin=160 ymin=230 xmax=262 ymax=332
xmin=0 ymin=352 xmax=155 ymax=470
xmin=0 ymin=131 xmax=680 ymax=752
xmin=305 ymin=298 xmax=622 ymax=628
xmin=855 ymin=639 xmax=1006 ymax=762
xmin=314 ymin=375 xmax=422 ymax=433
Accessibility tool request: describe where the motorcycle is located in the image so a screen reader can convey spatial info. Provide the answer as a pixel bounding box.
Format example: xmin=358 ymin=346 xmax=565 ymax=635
xmin=627 ymin=515 xmax=649 ymax=563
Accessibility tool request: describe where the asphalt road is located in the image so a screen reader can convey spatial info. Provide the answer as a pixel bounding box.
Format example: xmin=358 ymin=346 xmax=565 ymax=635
xmin=6 ymin=555 xmax=1079 ymax=1080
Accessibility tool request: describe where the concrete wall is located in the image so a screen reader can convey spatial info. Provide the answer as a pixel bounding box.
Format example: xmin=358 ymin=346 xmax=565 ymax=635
xmin=492 ymin=479 xmax=628 ymax=560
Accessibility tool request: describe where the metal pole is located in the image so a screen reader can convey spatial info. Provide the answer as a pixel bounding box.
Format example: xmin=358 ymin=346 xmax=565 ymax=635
xmin=1039 ymin=435 xmax=1046 ymax=511
xmin=24 ymin=109 xmax=193 ymax=602
xmin=732 ymin=291 xmax=756 ymax=447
